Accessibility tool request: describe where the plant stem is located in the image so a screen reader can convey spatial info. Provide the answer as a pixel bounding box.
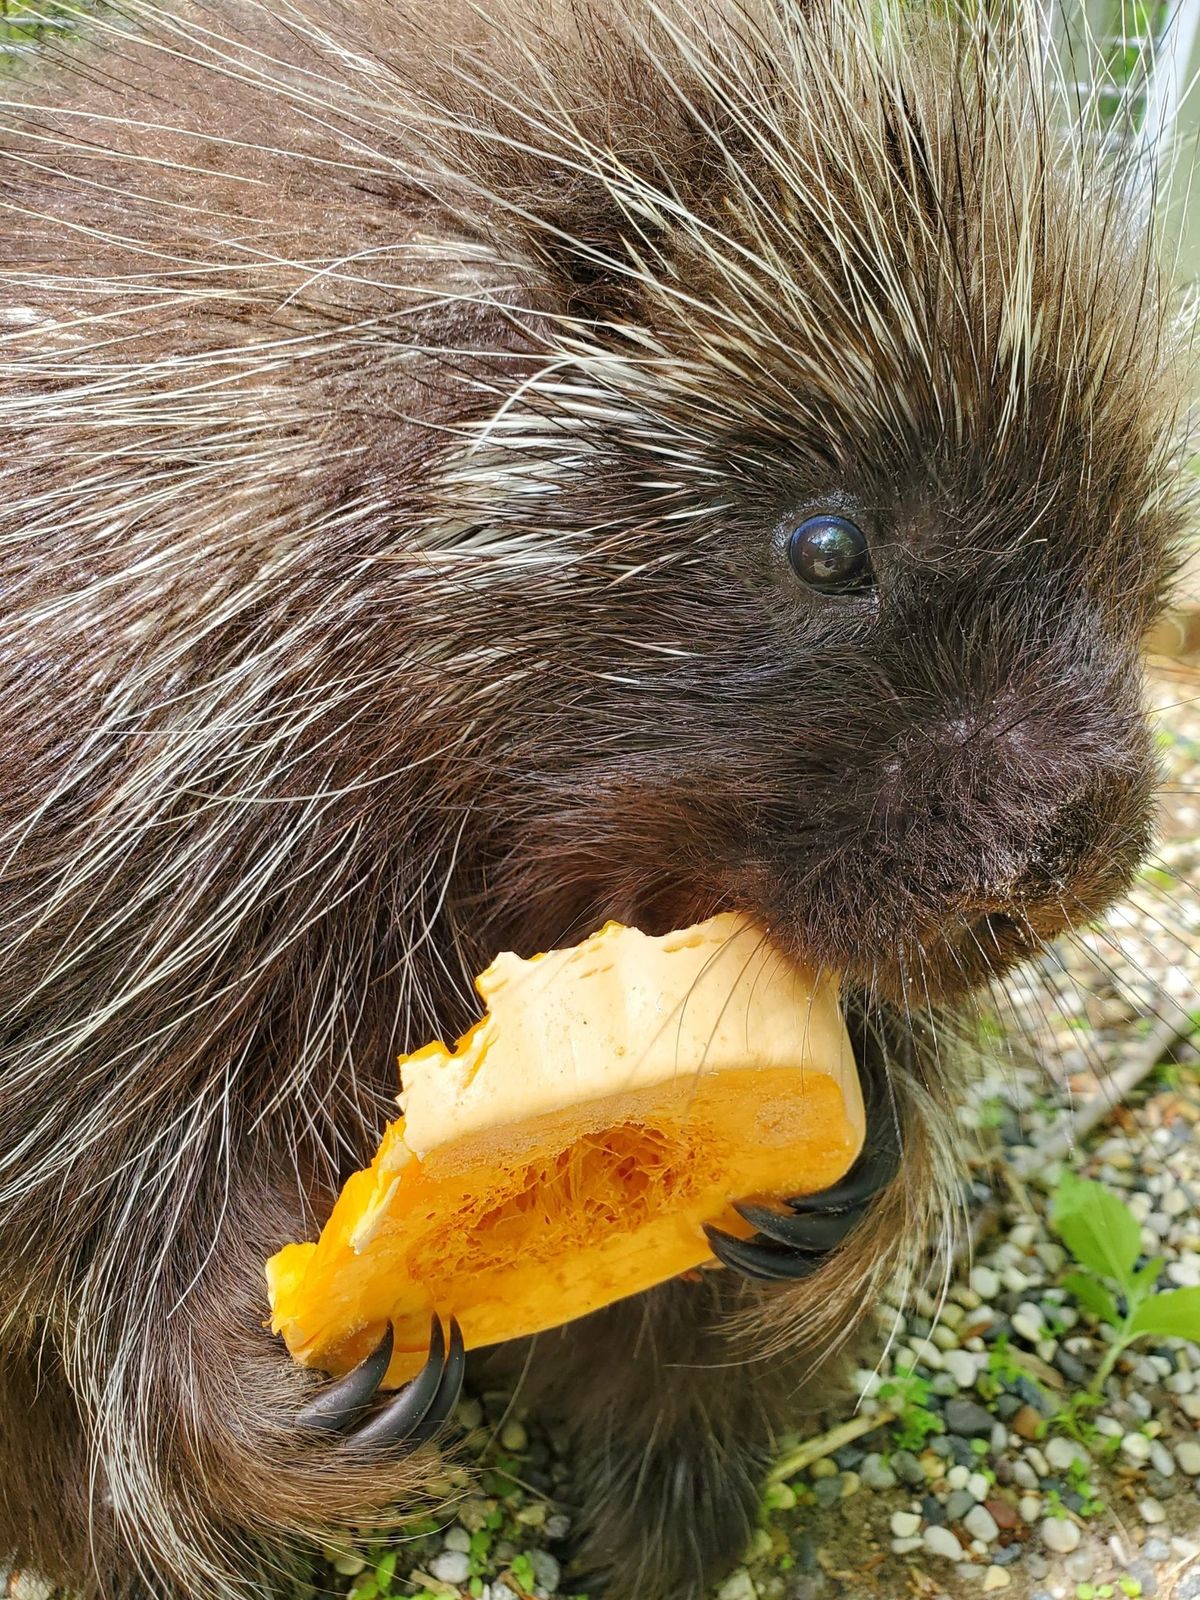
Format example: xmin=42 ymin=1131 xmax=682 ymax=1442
xmin=1089 ymin=1328 xmax=1134 ymax=1396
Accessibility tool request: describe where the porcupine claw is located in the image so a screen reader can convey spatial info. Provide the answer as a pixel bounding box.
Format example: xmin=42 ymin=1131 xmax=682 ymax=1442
xmin=704 ymin=1071 xmax=903 ymax=1282
xmin=297 ymin=1315 xmax=465 ymax=1449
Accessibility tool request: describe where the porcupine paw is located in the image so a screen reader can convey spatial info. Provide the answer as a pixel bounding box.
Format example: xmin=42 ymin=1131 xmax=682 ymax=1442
xmin=704 ymin=1071 xmax=902 ymax=1281
xmin=296 ymin=1316 xmax=465 ymax=1450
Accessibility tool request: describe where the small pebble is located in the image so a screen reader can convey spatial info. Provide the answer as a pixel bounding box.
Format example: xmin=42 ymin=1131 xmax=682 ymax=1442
xmin=1012 ymin=1405 xmax=1043 ymax=1441
xmin=891 ymin=1512 xmax=921 ymax=1539
xmin=981 ymin=1568 xmax=1011 ymax=1591
xmin=1124 ymin=1560 xmax=1160 ymax=1598
xmin=717 ymin=1570 xmax=756 ymax=1600
xmin=1018 ymin=1494 xmax=1043 ymax=1524
xmin=1011 ymin=1459 xmax=1039 ymax=1490
xmin=922 ymin=1527 xmax=965 ymax=1562
xmin=944 ymin=1489 xmax=975 ymax=1521
xmin=529 ymin=1551 xmax=561 ymax=1594
xmin=1149 ymin=1439 xmax=1176 ymax=1477
xmin=1176 ymin=1439 xmax=1200 ymax=1476
xmin=428 ymin=1552 xmax=471 ymax=1586
xmin=892 ymin=1451 xmax=925 ymax=1487
xmin=1040 ymin=1517 xmax=1081 ymax=1554
xmin=891 ymin=1537 xmax=925 ymax=1556
xmin=963 ymin=1504 xmax=1000 ymax=1544
xmin=544 ymin=1513 xmax=572 ymax=1541
xmin=332 ymin=1555 xmax=366 ymax=1578
xmin=970 ymin=1267 xmax=1001 ymax=1299
xmin=943 ymin=1350 xmax=979 ymax=1389
xmin=1127 ymin=1390 xmax=1153 ymax=1422
xmin=985 ymin=1498 xmax=1019 ymax=1531
xmin=1139 ymin=1496 xmax=1167 ymax=1524
xmin=911 ymin=1340 xmax=945 ymax=1371
xmin=945 ymin=1465 xmax=971 ymax=1491
xmin=1121 ymin=1431 xmax=1152 ymax=1465
xmin=967 ymin=1472 xmax=990 ymax=1502
xmin=455 ymin=1397 xmax=484 ymax=1431
xmin=443 ymin=1527 xmax=473 ymax=1554
xmin=1063 ymin=1549 xmax=1096 ymax=1583
xmin=500 ymin=1420 xmax=528 ymax=1453
xmin=746 ymin=1528 xmax=772 ymax=1562
xmin=812 ymin=1477 xmax=842 ymax=1509
xmin=944 ymin=1398 xmax=995 ymax=1437
xmin=860 ymin=1453 xmax=897 ymax=1490
xmin=1012 ymin=1305 xmax=1044 ymax=1343
xmin=10 ymin=1578 xmax=54 ymax=1600
xmin=1142 ymin=1538 xmax=1172 ymax=1561
xmin=1045 ymin=1436 xmax=1087 ymax=1471
xmin=1054 ymin=1351 xmax=1088 ymax=1385
xmin=1146 ymin=1469 xmax=1178 ymax=1501
xmin=1036 ymin=1242 xmax=1067 ymax=1273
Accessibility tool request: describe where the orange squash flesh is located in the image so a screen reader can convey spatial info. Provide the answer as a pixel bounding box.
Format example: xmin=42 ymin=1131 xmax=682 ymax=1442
xmin=266 ymin=913 xmax=863 ymax=1388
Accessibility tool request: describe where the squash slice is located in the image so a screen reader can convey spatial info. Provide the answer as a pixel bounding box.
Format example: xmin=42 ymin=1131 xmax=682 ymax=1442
xmin=266 ymin=912 xmax=863 ymax=1387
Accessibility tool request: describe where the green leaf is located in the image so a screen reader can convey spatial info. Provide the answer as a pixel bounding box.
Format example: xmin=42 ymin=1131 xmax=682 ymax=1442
xmin=1062 ymin=1271 xmax=1120 ymax=1328
xmin=1052 ymin=1176 xmax=1141 ymax=1287
xmin=1129 ymin=1257 xmax=1165 ymax=1298
xmin=510 ymin=1553 xmax=536 ymax=1592
xmin=1128 ymin=1287 xmax=1200 ymax=1341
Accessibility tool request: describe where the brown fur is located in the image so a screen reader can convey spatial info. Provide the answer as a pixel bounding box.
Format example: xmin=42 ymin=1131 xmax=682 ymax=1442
xmin=0 ymin=2 xmax=1190 ymax=1597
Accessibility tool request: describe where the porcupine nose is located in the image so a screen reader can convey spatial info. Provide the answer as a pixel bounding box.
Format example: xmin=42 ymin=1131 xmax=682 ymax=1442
xmin=904 ymin=703 xmax=1096 ymax=912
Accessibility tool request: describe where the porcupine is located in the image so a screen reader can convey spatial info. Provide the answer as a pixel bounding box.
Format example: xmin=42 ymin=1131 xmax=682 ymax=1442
xmin=0 ymin=0 xmax=1191 ymax=1596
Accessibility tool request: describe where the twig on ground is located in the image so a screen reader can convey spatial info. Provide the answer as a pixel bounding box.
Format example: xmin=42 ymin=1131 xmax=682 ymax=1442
xmin=767 ymin=1407 xmax=898 ymax=1484
xmin=1011 ymin=1013 xmax=1200 ymax=1183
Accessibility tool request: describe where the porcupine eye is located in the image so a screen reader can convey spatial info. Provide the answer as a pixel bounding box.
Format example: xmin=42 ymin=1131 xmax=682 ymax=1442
xmin=787 ymin=515 xmax=873 ymax=594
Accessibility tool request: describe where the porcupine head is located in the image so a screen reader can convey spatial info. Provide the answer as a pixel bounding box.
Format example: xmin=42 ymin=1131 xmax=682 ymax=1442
xmin=0 ymin=2 xmax=1191 ymax=1600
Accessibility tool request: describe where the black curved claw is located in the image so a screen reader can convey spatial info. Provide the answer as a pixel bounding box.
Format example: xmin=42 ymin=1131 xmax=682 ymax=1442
xmin=296 ymin=1314 xmax=466 ymax=1455
xmin=785 ymin=1104 xmax=902 ymax=1216
xmin=297 ymin=1323 xmax=395 ymax=1434
xmin=708 ymin=1072 xmax=904 ymax=1283
xmin=733 ymin=1199 xmax=861 ymax=1253
xmin=703 ymin=1223 xmax=827 ymax=1282
xmin=406 ymin=1316 xmax=466 ymax=1446
xmin=350 ymin=1316 xmax=448 ymax=1453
